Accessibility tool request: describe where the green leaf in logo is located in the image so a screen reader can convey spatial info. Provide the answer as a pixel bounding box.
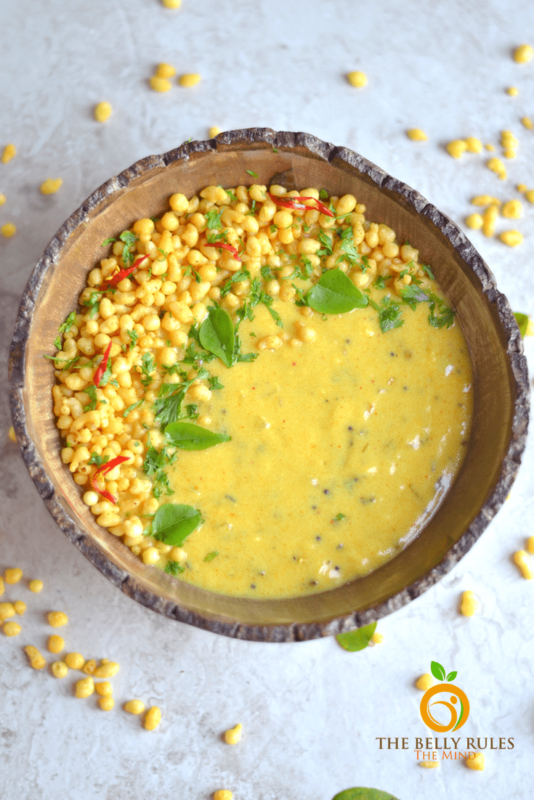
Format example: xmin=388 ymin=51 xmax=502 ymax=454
xmin=336 ymin=622 xmax=376 ymax=652
xmin=165 ymin=422 xmax=231 ymax=451
xmin=152 ymin=503 xmax=203 ymax=547
xmin=332 ymin=789 xmax=400 ymax=800
xmin=306 ymin=269 xmax=369 ymax=315
xmin=430 ymin=661 xmax=447 ymax=682
xmin=446 ymin=670 xmax=457 ymax=682
xmin=514 ymin=312 xmax=529 ymax=338
xmin=199 ymin=307 xmax=235 ymax=368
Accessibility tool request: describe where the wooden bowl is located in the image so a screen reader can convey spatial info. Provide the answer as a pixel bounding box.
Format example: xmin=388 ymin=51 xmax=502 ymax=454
xmin=9 ymin=128 xmax=529 ymax=641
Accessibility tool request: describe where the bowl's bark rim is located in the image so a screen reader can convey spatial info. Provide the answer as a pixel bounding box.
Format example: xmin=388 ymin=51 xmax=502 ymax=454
xmin=8 ymin=127 xmax=530 ymax=642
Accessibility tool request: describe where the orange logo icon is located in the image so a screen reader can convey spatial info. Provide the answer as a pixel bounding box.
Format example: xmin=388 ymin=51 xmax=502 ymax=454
xmin=420 ymin=661 xmax=470 ymax=733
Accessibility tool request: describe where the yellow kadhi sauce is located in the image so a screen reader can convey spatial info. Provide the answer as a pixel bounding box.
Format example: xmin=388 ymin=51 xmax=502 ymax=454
xmin=168 ymin=297 xmax=473 ymax=598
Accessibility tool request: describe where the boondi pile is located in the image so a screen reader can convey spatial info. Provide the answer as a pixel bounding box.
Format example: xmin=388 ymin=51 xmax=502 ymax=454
xmin=49 ymin=182 xmax=458 ymax=577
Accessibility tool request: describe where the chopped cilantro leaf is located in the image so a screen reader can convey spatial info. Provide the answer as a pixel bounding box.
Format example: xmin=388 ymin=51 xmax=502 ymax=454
xmin=83 ymin=385 xmax=98 ymax=412
xmin=203 ymin=551 xmax=219 ymax=562
xmin=165 ymin=561 xmax=185 ymax=576
xmin=317 ymin=230 xmax=333 ymax=257
xmin=127 ymin=329 xmax=138 ymax=351
xmin=123 ymin=399 xmax=144 ymax=418
xmin=378 ymin=296 xmax=404 ymax=333
xmin=246 ymin=169 xmax=258 ymax=178
xmin=208 ymin=376 xmax=224 ymax=390
xmin=88 ymin=453 xmax=108 ymax=467
xmin=206 ymin=209 xmax=223 ymax=230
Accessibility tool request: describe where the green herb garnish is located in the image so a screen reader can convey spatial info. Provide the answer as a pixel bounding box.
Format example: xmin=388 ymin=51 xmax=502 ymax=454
xmin=199 ymin=307 xmax=235 ymax=368
xmin=127 ymin=329 xmax=138 ymax=351
xmin=306 ymin=269 xmax=368 ymax=314
xmin=54 ymin=312 xmax=76 ymax=350
xmin=83 ymin=385 xmax=98 ymax=412
xmin=165 ymin=561 xmax=185 ymax=576
xmin=203 ymin=551 xmax=219 ymax=562
xmin=206 ymin=209 xmax=223 ymax=230
xmin=208 ymin=376 xmax=224 ymax=390
xmin=152 ymin=503 xmax=203 ymax=547
xmin=165 ymin=421 xmax=231 ymax=451
xmin=140 ymin=352 xmax=156 ymax=386
xmin=123 ymin=399 xmax=145 ymax=418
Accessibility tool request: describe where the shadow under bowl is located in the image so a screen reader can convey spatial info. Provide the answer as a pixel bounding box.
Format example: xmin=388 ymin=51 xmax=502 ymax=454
xmin=9 ymin=128 xmax=530 ymax=641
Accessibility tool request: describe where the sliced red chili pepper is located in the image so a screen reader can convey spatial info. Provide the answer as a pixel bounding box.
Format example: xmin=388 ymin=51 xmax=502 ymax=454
xmin=107 ymin=255 xmax=148 ymax=286
xmin=93 ymin=340 xmax=112 ymax=387
xmin=205 ymin=240 xmax=242 ymax=261
xmin=267 ymin=192 xmax=334 ymax=217
xmin=292 ymin=196 xmax=334 ymax=217
xmin=91 ymin=455 xmax=130 ymax=504
xmin=267 ymin=192 xmax=307 ymax=211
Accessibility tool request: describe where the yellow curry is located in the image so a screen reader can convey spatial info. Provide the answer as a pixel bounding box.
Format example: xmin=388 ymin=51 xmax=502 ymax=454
xmin=48 ymin=182 xmax=473 ymax=599
xmin=170 ymin=300 xmax=472 ymax=598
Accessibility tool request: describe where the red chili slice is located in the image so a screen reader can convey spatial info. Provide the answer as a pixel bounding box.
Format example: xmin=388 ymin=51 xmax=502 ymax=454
xmin=93 ymin=340 xmax=112 ymax=387
xmin=91 ymin=455 xmax=130 ymax=504
xmin=267 ymin=192 xmax=307 ymax=211
xmin=206 ymin=240 xmax=242 ymax=261
xmin=292 ymin=196 xmax=334 ymax=217
xmin=267 ymin=192 xmax=334 ymax=217
xmin=107 ymin=255 xmax=148 ymax=286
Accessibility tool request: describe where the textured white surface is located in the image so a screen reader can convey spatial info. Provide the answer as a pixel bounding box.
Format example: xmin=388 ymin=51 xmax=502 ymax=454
xmin=1 ymin=0 xmax=534 ymax=798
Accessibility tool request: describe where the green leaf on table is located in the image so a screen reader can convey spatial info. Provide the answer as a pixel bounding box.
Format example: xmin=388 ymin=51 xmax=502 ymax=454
xmin=199 ymin=307 xmax=235 ymax=368
xmin=246 ymin=169 xmax=258 ymax=178
xmin=514 ymin=312 xmax=529 ymax=337
xmin=336 ymin=622 xmax=376 ymax=652
xmin=430 ymin=660 xmax=446 ymax=682
xmin=152 ymin=503 xmax=203 ymax=547
xmin=306 ymin=269 xmax=368 ymax=315
xmin=332 ymin=789 xmax=400 ymax=800
xmin=165 ymin=422 xmax=231 ymax=451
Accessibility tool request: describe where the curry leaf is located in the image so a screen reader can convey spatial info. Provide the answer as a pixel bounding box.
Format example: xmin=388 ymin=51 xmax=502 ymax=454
xmin=332 ymin=789 xmax=400 ymax=800
xmin=336 ymin=622 xmax=376 ymax=652
xmin=152 ymin=503 xmax=203 ymax=547
xmin=514 ymin=312 xmax=529 ymax=338
xmin=199 ymin=307 xmax=235 ymax=368
xmin=307 ymin=269 xmax=368 ymax=314
xmin=165 ymin=422 xmax=231 ymax=450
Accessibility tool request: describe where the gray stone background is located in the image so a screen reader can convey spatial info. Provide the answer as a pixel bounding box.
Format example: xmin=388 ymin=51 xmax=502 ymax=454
xmin=1 ymin=1 xmax=533 ymax=798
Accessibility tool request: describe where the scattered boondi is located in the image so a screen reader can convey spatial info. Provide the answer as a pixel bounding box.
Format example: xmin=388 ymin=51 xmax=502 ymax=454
xmin=40 ymin=178 xmax=63 ymax=195
xmin=347 ymin=71 xmax=367 ymax=88
xmin=94 ymin=102 xmax=113 ymax=123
